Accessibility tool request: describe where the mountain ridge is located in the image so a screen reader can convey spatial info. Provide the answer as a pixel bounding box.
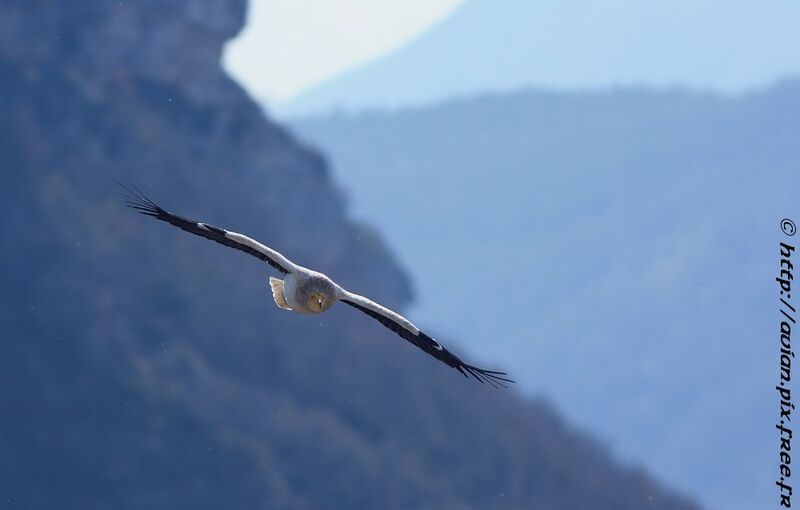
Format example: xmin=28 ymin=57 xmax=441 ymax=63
xmin=277 ymin=0 xmax=800 ymax=117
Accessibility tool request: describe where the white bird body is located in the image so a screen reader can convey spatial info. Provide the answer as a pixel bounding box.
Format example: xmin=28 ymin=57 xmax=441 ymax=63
xmin=124 ymin=186 xmax=512 ymax=387
xmin=277 ymin=270 xmax=340 ymax=314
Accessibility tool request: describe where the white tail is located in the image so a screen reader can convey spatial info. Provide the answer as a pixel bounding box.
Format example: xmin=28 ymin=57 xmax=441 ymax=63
xmin=269 ymin=277 xmax=292 ymax=310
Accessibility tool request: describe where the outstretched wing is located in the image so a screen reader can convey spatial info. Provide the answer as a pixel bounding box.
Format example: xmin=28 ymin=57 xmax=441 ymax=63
xmin=340 ymin=291 xmax=514 ymax=388
xmin=121 ymin=185 xmax=296 ymax=274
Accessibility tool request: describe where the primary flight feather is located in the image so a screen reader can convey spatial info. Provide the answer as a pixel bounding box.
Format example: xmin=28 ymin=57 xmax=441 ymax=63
xmin=122 ymin=185 xmax=513 ymax=388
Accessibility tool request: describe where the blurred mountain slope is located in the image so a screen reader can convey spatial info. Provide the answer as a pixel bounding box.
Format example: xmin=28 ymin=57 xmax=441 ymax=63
xmin=0 ymin=1 xmax=699 ymax=509
xmin=292 ymin=81 xmax=800 ymax=510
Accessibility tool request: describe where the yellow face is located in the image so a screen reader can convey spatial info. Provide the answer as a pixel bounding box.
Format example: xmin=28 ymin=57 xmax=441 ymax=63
xmin=307 ymin=292 xmax=328 ymax=312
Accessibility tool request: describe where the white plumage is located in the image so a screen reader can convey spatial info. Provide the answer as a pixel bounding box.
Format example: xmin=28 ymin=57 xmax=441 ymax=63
xmin=123 ymin=185 xmax=512 ymax=387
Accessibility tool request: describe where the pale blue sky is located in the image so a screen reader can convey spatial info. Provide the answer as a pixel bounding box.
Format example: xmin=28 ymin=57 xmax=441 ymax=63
xmin=227 ymin=0 xmax=800 ymax=118
xmin=223 ymin=0 xmax=463 ymax=102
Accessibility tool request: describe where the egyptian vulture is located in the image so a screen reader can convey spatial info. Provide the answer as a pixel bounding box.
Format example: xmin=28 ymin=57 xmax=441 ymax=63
xmin=123 ymin=186 xmax=512 ymax=388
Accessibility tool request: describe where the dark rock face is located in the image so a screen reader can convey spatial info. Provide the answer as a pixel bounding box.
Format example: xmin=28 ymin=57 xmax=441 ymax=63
xmin=2 ymin=0 xmax=244 ymax=103
xmin=0 ymin=2 xmax=699 ymax=509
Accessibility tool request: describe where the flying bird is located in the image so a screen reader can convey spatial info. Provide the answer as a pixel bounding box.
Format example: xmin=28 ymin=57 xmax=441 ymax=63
xmin=122 ymin=186 xmax=513 ymax=388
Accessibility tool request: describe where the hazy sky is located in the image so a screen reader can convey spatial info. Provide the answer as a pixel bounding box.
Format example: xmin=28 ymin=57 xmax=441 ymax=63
xmin=223 ymin=0 xmax=463 ymax=102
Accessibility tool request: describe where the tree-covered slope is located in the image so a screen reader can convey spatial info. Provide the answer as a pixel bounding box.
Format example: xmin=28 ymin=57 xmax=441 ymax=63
xmin=0 ymin=2 xmax=699 ymax=509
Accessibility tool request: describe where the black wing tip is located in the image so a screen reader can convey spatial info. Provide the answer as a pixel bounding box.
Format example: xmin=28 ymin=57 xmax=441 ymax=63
xmin=118 ymin=183 xmax=165 ymax=217
xmin=462 ymin=364 xmax=515 ymax=389
xmin=416 ymin=330 xmax=515 ymax=389
xmin=340 ymin=299 xmax=515 ymax=389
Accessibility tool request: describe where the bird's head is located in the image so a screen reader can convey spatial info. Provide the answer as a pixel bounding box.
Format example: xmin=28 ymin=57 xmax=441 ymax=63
xmin=300 ymin=275 xmax=337 ymax=313
xmin=306 ymin=291 xmax=330 ymax=312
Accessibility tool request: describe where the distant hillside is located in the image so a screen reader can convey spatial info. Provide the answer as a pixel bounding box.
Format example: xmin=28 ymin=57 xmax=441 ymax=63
xmin=0 ymin=1 xmax=700 ymax=509
xmin=292 ymin=82 xmax=800 ymax=510
xmin=278 ymin=0 xmax=800 ymax=117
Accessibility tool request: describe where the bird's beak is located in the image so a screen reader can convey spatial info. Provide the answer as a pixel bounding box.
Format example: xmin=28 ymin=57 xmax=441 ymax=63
xmin=318 ymin=298 xmax=323 ymax=308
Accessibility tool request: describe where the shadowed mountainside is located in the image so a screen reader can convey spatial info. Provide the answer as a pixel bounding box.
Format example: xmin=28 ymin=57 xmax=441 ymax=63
xmin=0 ymin=1 xmax=700 ymax=509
